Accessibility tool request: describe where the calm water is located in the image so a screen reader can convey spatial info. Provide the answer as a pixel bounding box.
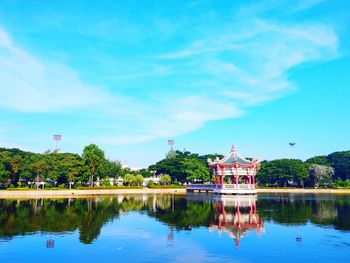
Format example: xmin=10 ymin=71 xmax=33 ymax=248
xmin=0 ymin=194 xmax=350 ymax=263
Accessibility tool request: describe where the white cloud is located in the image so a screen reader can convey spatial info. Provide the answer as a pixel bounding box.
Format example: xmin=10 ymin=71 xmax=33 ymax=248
xmin=0 ymin=27 xmax=109 ymax=112
xmin=0 ymin=0 xmax=340 ymax=148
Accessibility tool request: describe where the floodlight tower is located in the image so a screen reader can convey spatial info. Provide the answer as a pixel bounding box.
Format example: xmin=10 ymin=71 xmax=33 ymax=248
xmin=53 ymin=134 xmax=62 ymax=151
xmin=168 ymin=139 xmax=174 ymax=151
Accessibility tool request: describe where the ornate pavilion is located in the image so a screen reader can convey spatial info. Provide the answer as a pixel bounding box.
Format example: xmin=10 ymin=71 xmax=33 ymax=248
xmin=207 ymin=145 xmax=260 ymax=194
xmin=186 ymin=145 xmax=260 ymax=194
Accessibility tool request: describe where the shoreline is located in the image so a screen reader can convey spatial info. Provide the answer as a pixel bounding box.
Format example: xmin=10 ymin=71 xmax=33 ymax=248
xmin=0 ymin=188 xmax=187 ymax=199
xmin=256 ymin=188 xmax=350 ymax=194
xmin=0 ymin=188 xmax=349 ymax=198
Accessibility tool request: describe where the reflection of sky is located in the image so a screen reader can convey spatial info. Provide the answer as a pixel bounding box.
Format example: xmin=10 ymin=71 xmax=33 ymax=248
xmin=1 ymin=212 xmax=350 ymax=262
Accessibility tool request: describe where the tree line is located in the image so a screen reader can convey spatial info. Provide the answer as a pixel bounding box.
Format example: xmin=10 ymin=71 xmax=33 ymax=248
xmin=256 ymin=151 xmax=350 ymax=188
xmin=0 ymin=145 xmax=349 ymax=189
xmin=0 ymin=144 xmax=153 ymax=189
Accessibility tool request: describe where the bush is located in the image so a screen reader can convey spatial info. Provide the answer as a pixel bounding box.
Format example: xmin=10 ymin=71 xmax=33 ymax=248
xmin=148 ymin=184 xmax=185 ymax=189
xmin=147 ymin=180 xmax=155 ymax=187
xmin=102 ymin=179 xmax=111 ymax=187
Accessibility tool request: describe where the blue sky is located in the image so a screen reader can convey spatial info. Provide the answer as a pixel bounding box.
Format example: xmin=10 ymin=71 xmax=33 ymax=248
xmin=0 ymin=0 xmax=349 ymax=167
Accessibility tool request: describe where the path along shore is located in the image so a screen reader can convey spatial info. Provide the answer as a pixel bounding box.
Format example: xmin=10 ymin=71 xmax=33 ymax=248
xmin=0 ymin=188 xmax=349 ymax=198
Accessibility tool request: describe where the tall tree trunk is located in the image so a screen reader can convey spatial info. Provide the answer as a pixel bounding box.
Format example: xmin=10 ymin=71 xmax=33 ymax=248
xmin=89 ymin=166 xmax=95 ymax=187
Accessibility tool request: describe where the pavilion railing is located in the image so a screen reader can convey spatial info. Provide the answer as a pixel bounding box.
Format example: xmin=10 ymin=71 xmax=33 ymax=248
xmin=186 ymin=184 xmax=255 ymax=190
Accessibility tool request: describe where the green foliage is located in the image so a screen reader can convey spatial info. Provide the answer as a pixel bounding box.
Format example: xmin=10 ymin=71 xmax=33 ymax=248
xmin=159 ymin=174 xmax=171 ymax=185
xmin=148 ymin=184 xmax=185 ymax=189
xmin=134 ymin=174 xmax=144 ymax=186
xmin=333 ymin=179 xmax=350 ymax=188
xmin=0 ymin=146 xmax=126 ymax=189
xmin=83 ymin=144 xmax=105 ymax=187
xmin=147 ymin=180 xmax=155 ymax=187
xmin=256 ymin=159 xmax=308 ymax=187
xmin=1 ymin=146 xmax=350 ymax=189
xmin=138 ymin=168 xmax=153 ymax=178
xmin=123 ymin=173 xmax=135 ymax=186
xmin=327 ymin=151 xmax=350 ymax=181
xmin=306 ymin=155 xmax=330 ymax=166
xmin=101 ymin=178 xmax=111 ymax=187
xmin=149 ymin=150 xmax=212 ymax=183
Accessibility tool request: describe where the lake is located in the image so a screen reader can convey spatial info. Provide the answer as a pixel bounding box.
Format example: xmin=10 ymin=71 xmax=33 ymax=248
xmin=0 ymin=193 xmax=349 ymax=262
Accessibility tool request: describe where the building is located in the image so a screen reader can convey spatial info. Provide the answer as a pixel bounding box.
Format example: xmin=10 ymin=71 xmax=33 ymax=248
xmin=187 ymin=145 xmax=260 ymax=194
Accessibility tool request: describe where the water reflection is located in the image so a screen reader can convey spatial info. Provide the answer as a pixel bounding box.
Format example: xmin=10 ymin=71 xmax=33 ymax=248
xmin=209 ymin=196 xmax=264 ymax=248
xmin=0 ymin=194 xmax=349 ymax=246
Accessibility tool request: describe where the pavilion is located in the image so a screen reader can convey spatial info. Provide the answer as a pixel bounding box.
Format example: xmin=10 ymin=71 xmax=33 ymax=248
xmin=186 ymin=145 xmax=260 ymax=194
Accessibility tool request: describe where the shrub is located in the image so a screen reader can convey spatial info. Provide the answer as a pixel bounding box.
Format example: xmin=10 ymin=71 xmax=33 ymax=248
xmin=147 ymin=180 xmax=155 ymax=187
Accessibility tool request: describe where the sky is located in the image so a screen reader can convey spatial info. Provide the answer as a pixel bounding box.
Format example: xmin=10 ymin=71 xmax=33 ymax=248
xmin=0 ymin=0 xmax=349 ymax=168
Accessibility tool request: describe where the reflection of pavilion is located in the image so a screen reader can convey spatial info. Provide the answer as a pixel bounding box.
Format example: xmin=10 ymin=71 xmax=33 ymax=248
xmin=209 ymin=195 xmax=264 ymax=248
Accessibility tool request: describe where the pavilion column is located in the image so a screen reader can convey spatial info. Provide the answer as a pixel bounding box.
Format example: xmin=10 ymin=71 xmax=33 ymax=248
xmin=235 ymin=167 xmax=238 ymax=189
xmin=214 ymin=169 xmax=218 ymax=186
xmin=220 ymin=167 xmax=224 ymax=187
xmin=221 ymin=202 xmax=226 ymax=226
xmin=231 ymin=167 xmax=235 ymax=184
xmin=252 ymin=168 xmax=256 ymax=189
xmin=248 ymin=171 xmax=252 ymax=189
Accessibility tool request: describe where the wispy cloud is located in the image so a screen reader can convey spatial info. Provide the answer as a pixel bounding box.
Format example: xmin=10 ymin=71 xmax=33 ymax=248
xmin=0 ymin=0 xmax=340 ymax=147
xmin=0 ymin=27 xmax=111 ymax=112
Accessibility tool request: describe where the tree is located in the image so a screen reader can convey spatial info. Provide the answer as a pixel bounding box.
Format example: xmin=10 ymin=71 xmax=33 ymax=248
xmin=159 ymin=174 xmax=171 ymax=185
xmin=134 ymin=174 xmax=144 ymax=186
xmin=123 ymin=173 xmax=135 ymax=186
xmin=327 ymin=151 xmax=350 ymax=181
xmin=0 ymin=152 xmax=11 ymax=187
xmin=83 ymin=144 xmax=105 ymax=187
xmin=8 ymin=155 xmax=21 ymax=186
xmin=308 ymin=164 xmax=334 ymax=188
xmin=61 ymin=155 xmax=84 ymax=189
xmin=256 ymin=159 xmax=309 ymax=187
xmin=180 ymin=158 xmax=210 ymax=182
xmin=0 ymin=162 xmax=10 ymax=188
xmin=31 ymin=160 xmax=49 ymax=189
xmin=149 ymin=150 xmax=213 ymax=183
xmin=306 ymin=155 xmax=330 ymax=166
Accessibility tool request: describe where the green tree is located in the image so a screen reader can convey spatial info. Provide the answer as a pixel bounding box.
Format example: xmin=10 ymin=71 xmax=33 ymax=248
xmin=306 ymin=155 xmax=330 ymax=166
xmin=83 ymin=144 xmax=105 ymax=187
xmin=31 ymin=160 xmax=49 ymax=189
xmin=149 ymin=150 xmax=213 ymax=183
xmin=134 ymin=174 xmax=144 ymax=186
xmin=61 ymin=155 xmax=84 ymax=189
xmin=256 ymin=159 xmax=309 ymax=187
xmin=123 ymin=173 xmax=135 ymax=186
xmin=180 ymin=158 xmax=210 ymax=182
xmin=327 ymin=151 xmax=350 ymax=181
xmin=9 ymin=155 xmax=22 ymax=186
xmin=159 ymin=174 xmax=171 ymax=185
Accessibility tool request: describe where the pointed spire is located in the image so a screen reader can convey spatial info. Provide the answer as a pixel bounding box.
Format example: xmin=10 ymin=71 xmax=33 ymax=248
xmin=231 ymin=144 xmax=236 ymax=152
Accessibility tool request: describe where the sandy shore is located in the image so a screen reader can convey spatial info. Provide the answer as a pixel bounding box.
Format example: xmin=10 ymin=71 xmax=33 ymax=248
xmin=0 ymin=188 xmax=349 ymax=198
xmin=0 ymin=188 xmax=187 ymax=199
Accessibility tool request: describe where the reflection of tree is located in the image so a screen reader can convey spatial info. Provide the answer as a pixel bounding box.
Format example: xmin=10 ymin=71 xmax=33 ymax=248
xmin=257 ymin=195 xmax=350 ymax=231
xmin=149 ymin=198 xmax=215 ymax=230
xmin=0 ymin=195 xmax=349 ymax=245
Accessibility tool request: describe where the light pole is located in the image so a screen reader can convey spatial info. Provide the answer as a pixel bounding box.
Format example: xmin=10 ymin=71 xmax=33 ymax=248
xmin=289 ymin=142 xmax=296 ymax=159
xmin=53 ymin=134 xmax=61 ymax=152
